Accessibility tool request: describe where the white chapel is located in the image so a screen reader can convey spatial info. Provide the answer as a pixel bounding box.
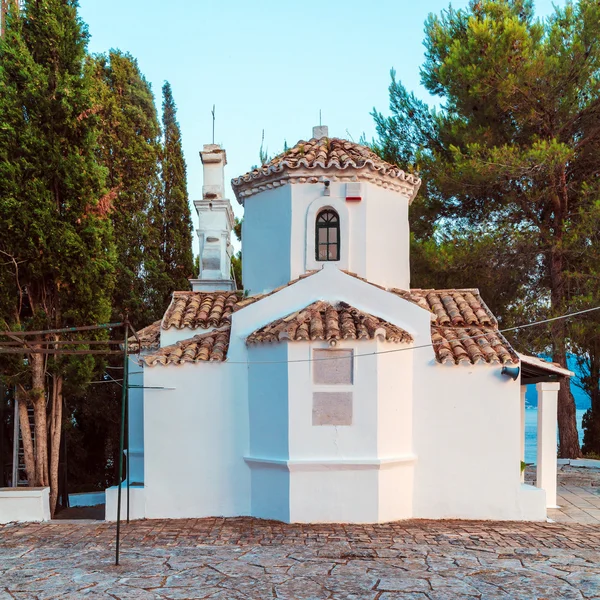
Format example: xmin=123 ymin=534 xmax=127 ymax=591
xmin=106 ymin=126 xmax=572 ymax=523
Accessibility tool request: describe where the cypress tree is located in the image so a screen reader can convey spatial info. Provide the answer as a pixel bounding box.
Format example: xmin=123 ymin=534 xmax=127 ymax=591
xmin=159 ymin=81 xmax=194 ymax=298
xmin=92 ymin=50 xmax=166 ymax=328
xmin=0 ymin=0 xmax=115 ymax=513
xmin=65 ymin=51 xmax=166 ymax=492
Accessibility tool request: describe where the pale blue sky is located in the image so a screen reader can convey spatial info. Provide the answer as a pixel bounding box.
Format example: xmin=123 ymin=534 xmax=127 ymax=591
xmin=78 ymin=0 xmax=565 ymax=232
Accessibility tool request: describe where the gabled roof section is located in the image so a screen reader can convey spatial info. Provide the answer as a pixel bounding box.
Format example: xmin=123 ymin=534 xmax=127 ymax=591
xmin=247 ymin=301 xmax=413 ymax=345
xmin=231 ymin=137 xmax=421 ymax=204
xmin=142 ymin=327 xmax=230 ymax=366
xmin=402 ymin=289 xmax=516 ymax=366
xmin=161 ymin=291 xmax=243 ymax=330
xmin=128 ymin=321 xmax=161 ymax=352
xmin=403 ymin=289 xmax=496 ymax=327
xmin=161 ymin=273 xmax=326 ymax=332
xmin=142 ymin=270 xmax=518 ymax=367
xmin=433 ymin=326 xmax=518 ymax=366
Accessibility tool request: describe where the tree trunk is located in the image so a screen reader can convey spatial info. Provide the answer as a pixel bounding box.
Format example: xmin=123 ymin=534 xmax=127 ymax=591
xmin=16 ymin=386 xmax=36 ymax=485
xmin=49 ymin=374 xmax=63 ymax=517
xmin=550 ymin=247 xmax=581 ymax=458
xmin=29 ymin=351 xmax=49 ymax=486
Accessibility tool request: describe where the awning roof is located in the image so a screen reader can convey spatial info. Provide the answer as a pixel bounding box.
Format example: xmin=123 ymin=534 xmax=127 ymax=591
xmin=519 ymin=353 xmax=574 ymax=384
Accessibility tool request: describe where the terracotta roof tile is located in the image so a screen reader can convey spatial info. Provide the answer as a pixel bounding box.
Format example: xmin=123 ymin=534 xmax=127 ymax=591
xmin=128 ymin=321 xmax=160 ymax=352
xmin=142 ymin=327 xmax=230 ymax=366
xmin=161 ymin=291 xmax=243 ymax=330
xmin=146 ymin=274 xmax=516 ymax=367
xmin=231 ymin=137 xmax=421 ymax=203
xmin=247 ymin=301 xmax=412 ymax=345
xmin=432 ymin=326 xmax=518 ymax=366
xmin=405 ymin=289 xmax=496 ymax=327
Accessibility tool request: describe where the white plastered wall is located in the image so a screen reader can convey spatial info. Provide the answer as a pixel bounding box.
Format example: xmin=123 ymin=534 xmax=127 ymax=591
xmin=242 ymin=180 xmax=411 ymax=295
xmin=242 ymin=186 xmax=292 ymax=295
xmin=233 ymin=267 xmax=429 ymax=523
xmin=412 ymin=362 xmax=545 ymax=520
xmin=246 ymin=343 xmax=290 ymax=522
xmin=131 ymin=266 xmax=545 ymax=523
xmin=286 ymin=340 xmax=415 ymax=523
xmin=142 ymin=359 xmax=250 ymax=519
xmin=289 ymin=182 xmax=410 ymax=290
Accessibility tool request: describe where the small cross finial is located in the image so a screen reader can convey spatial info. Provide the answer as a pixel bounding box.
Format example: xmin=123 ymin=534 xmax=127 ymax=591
xmin=211 ymin=104 xmax=216 ymax=144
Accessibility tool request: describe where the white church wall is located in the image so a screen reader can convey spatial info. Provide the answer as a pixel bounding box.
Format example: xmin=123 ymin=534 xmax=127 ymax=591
xmin=289 ymin=182 xmax=359 ymax=278
xmin=375 ymin=338 xmax=416 ymax=521
xmin=246 ymin=343 xmax=290 ymax=522
xmin=288 ymin=182 xmax=409 ymax=291
xmin=142 ymin=360 xmax=250 ymax=519
xmin=247 ymin=343 xmax=289 ymax=460
xmin=242 ymin=186 xmax=292 ymax=295
xmin=287 ymin=340 xmax=381 ymax=523
xmin=244 ymin=180 xmax=411 ymax=295
xmin=290 ymin=468 xmax=379 ymax=523
xmin=127 ymin=356 xmax=145 ymax=485
xmin=287 ymin=341 xmax=378 ymax=460
xmin=412 ymin=363 xmax=542 ymax=520
xmin=365 ymin=187 xmax=411 ymax=291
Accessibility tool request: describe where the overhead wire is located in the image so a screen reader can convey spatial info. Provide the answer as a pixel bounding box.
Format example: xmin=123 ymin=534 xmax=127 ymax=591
xmin=139 ymin=304 xmax=600 ymax=367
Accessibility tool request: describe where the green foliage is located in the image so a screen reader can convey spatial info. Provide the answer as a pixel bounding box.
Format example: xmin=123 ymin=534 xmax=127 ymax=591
xmin=158 ymin=81 xmax=194 ymax=301
xmin=0 ymin=0 xmax=115 ymax=388
xmin=374 ymin=0 xmax=600 ymax=457
xmin=91 ymin=50 xmax=164 ymax=329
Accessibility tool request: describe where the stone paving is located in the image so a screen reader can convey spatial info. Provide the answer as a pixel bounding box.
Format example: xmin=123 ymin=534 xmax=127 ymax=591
xmin=2 ymin=517 xmax=600 ymax=599
xmin=525 ymin=463 xmax=600 ymax=525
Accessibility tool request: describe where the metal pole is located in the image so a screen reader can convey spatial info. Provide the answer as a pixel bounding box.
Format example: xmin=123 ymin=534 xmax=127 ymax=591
xmin=126 ymin=379 xmax=130 ymax=524
xmin=0 ymin=383 xmax=4 ymax=487
xmin=12 ymin=387 xmax=18 ymax=487
xmin=115 ymin=319 xmax=129 ymax=566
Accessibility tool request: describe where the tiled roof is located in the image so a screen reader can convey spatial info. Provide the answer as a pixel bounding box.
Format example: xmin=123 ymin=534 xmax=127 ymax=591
xmin=231 ymin=137 xmax=421 ymax=202
xmin=432 ymin=326 xmax=517 ymax=366
xmin=247 ymin=301 xmax=413 ymax=345
xmin=146 ymin=274 xmax=516 ymax=367
xmin=161 ymin=291 xmax=243 ymax=330
xmin=405 ymin=289 xmax=496 ymax=327
xmin=128 ymin=321 xmax=161 ymax=352
xmin=160 ymin=274 xmax=324 ymax=331
xmin=142 ymin=328 xmax=230 ymax=366
xmin=397 ymin=289 xmax=515 ymax=365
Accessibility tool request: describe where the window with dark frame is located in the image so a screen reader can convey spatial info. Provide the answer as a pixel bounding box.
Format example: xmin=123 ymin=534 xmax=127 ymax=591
xmin=315 ymin=209 xmax=340 ymax=261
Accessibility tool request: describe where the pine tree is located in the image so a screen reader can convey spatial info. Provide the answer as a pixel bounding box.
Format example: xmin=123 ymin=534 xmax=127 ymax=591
xmin=0 ymin=0 xmax=115 ymax=514
xmin=159 ymin=81 xmax=194 ymax=299
xmin=374 ymin=0 xmax=600 ymax=457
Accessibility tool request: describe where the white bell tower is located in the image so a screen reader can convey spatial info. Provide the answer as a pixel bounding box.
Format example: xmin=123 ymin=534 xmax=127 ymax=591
xmin=189 ymin=144 xmax=235 ymax=292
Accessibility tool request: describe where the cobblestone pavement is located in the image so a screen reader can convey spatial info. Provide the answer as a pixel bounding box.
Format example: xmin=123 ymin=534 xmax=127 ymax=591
xmin=2 ymin=518 xmax=600 ymax=599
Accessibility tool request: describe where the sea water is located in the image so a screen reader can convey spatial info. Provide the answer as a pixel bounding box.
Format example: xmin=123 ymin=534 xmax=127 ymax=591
xmin=524 ymin=407 xmax=586 ymax=464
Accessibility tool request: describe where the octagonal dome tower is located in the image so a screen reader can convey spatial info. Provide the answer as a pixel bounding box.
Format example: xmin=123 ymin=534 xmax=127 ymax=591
xmin=231 ymin=126 xmax=421 ymax=295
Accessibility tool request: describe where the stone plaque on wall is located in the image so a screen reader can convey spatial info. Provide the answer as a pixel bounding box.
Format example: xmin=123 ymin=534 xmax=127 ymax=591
xmin=312 ymin=392 xmax=353 ymax=426
xmin=313 ymin=349 xmax=353 ymax=384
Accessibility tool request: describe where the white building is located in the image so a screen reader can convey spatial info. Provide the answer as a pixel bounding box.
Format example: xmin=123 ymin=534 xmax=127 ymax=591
xmin=106 ymin=127 xmax=572 ymax=524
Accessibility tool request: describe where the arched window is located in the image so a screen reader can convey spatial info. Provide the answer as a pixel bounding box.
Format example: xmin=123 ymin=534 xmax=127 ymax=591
xmin=315 ymin=209 xmax=340 ymax=261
